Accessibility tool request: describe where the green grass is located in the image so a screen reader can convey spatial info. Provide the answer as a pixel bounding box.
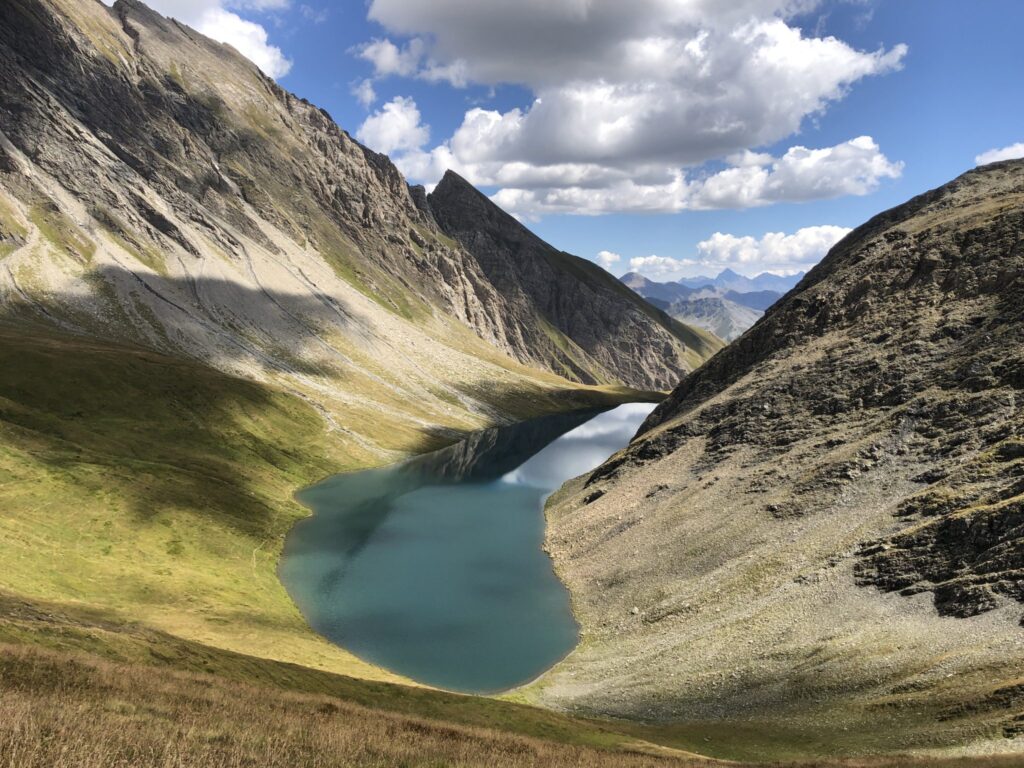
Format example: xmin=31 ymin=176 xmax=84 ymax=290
xmin=28 ymin=203 xmax=96 ymax=263
xmin=0 ymin=195 xmax=27 ymax=258
xmin=92 ymin=205 xmax=167 ymax=274
xmin=0 ymin=323 xmax=646 ymax=681
xmin=0 ymin=322 xmax=709 ymax=764
xmin=0 ymin=593 xmax=653 ymax=756
xmin=0 ymin=323 xmax=386 ymax=678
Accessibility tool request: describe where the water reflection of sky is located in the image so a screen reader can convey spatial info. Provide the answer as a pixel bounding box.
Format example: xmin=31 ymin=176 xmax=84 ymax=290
xmin=501 ymin=402 xmax=655 ymax=491
xmin=282 ymin=401 xmax=658 ymax=693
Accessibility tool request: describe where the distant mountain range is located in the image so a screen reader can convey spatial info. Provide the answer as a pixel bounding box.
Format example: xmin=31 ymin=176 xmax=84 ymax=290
xmin=620 ymin=269 xmax=805 ymax=340
xmin=676 ymin=268 xmax=806 ymax=293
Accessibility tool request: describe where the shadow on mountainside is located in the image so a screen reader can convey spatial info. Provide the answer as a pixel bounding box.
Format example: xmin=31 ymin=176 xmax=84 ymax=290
xmin=0 ymin=306 xmax=636 ymax=542
xmin=0 ymin=322 xmax=350 ymax=540
xmin=2 ymin=265 xmax=363 ymax=377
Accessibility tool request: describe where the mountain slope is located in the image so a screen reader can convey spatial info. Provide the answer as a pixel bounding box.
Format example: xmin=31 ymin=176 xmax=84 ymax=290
xmin=530 ymin=160 xmax=1024 ymax=759
xmin=428 ymin=172 xmax=723 ymax=388
xmin=660 ymin=296 xmax=763 ymax=342
xmin=0 ymin=0 xmax=715 ymax=433
xmin=724 ymin=288 xmax=783 ymax=311
xmin=0 ymin=0 xmax=710 ymax=687
xmin=621 ymin=271 xmax=696 ymax=304
xmin=621 ymin=274 xmax=764 ymax=341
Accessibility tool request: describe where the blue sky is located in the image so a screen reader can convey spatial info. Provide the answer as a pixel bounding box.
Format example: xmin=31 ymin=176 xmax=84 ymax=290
xmin=138 ymin=0 xmax=1024 ymax=279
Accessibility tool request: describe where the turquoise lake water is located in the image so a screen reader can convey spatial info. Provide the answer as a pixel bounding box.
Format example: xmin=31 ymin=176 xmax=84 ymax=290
xmin=279 ymin=402 xmax=656 ymax=694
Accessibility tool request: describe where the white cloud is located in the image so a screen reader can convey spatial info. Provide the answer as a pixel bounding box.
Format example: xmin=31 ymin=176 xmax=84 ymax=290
xmin=352 ymin=79 xmax=377 ymax=108
xmin=696 ymin=225 xmax=851 ymax=271
xmin=626 ymin=224 xmax=850 ymax=280
xmin=299 ymin=4 xmax=329 ymax=24
xmin=356 ymin=38 xmax=426 ymax=78
xmin=462 ymin=136 xmax=900 ymax=217
xmin=356 ymin=96 xmax=430 ymax=155
xmin=104 ymin=0 xmax=293 ymax=78
xmin=628 ymin=255 xmax=698 ymax=278
xmin=356 ymin=0 xmax=906 ymax=214
xmin=595 ymin=250 xmax=621 ymax=270
xmin=690 ymin=136 xmax=903 ymax=209
xmin=196 ymin=8 xmax=292 ymax=77
xmin=976 ymin=142 xmax=1024 ymax=166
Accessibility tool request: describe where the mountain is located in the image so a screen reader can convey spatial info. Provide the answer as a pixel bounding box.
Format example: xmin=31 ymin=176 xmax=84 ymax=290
xmin=676 ymin=274 xmax=719 ymax=289
xmin=619 ymin=271 xmax=695 ymax=303
xmin=724 ymin=288 xmax=783 ymax=311
xmin=621 ymin=272 xmax=774 ymax=340
xmin=427 ymin=173 xmax=722 ymax=388
xmin=532 ymin=160 xmax=1024 ymax=756
xmin=0 ymin=0 xmax=723 ymax=725
xmin=661 ymin=296 xmax=763 ymax=342
xmin=677 ymin=268 xmax=805 ymax=293
xmin=0 ymin=0 xmax=717 ymax=414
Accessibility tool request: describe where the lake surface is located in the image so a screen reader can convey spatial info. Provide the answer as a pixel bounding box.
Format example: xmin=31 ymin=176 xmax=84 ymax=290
xmin=279 ymin=402 xmax=656 ymax=694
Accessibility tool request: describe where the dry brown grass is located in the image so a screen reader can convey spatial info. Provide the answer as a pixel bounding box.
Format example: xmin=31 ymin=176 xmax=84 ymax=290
xmin=3 ymin=643 xmax=1023 ymax=768
xmin=0 ymin=644 xmax=709 ymax=768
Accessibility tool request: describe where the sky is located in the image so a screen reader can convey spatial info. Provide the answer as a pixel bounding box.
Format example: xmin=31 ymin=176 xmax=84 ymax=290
xmin=122 ymin=0 xmax=1024 ymax=280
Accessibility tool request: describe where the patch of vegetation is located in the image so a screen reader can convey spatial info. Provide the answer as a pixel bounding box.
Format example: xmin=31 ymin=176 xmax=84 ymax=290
xmin=0 ymin=622 xmax=1019 ymax=767
xmin=28 ymin=202 xmax=96 ymax=263
xmin=0 ymin=196 xmax=27 ymax=258
xmin=0 ymin=596 xmax=687 ymax=763
xmin=92 ymin=205 xmax=167 ymax=274
xmin=0 ymin=324 xmax=389 ymax=679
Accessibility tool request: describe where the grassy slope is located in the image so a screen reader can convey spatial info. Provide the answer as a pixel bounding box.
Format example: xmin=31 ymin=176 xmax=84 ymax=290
xmin=0 ymin=329 xmax=1019 ymax=765
xmin=0 ymin=321 xmax=725 ymax=764
xmin=1 ymin=604 xmax=1019 ymax=768
xmin=0 ymin=323 xmax=638 ymax=682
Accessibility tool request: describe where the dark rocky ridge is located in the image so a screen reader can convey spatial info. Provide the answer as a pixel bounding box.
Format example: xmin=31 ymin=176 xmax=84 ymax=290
xmin=604 ymin=160 xmax=1024 ymax=618
xmin=0 ymin=0 xmax=717 ymax=392
xmin=427 ymin=171 xmax=722 ymax=388
xmin=534 ymin=162 xmax=1024 ymax=747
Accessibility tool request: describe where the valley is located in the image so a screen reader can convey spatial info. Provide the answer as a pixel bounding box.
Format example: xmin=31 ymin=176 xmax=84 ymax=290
xmin=0 ymin=0 xmax=1022 ymax=766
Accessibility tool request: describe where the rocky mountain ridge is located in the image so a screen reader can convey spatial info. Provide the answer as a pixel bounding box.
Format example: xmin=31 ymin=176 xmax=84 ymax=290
xmin=533 ymin=160 xmax=1024 ymax=756
xmin=428 ymin=171 xmax=721 ymax=387
xmin=620 ymin=271 xmax=780 ymax=341
xmin=0 ymin=0 xmax=718 ymax=460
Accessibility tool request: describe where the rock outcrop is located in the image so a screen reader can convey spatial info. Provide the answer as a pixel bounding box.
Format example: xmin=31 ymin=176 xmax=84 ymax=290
xmin=533 ymin=160 xmax=1024 ymax=755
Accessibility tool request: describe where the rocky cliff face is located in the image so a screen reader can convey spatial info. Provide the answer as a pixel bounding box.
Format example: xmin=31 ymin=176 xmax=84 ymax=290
xmin=533 ymin=161 xmax=1024 ymax=755
xmin=0 ymin=0 xmax=715 ymax=454
xmin=659 ymin=296 xmax=762 ymax=342
xmin=427 ymin=171 xmax=722 ymax=389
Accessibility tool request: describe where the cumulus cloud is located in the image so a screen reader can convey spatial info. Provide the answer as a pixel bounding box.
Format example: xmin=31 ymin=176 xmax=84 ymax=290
xmin=628 ymin=255 xmax=698 ymax=279
xmin=459 ymin=137 xmax=900 ymax=217
xmin=625 ymin=225 xmax=850 ymax=280
xmin=976 ymin=142 xmax=1024 ymax=166
xmin=595 ymin=251 xmax=621 ymax=270
xmin=356 ymin=38 xmax=426 ymax=78
xmin=352 ymin=79 xmax=377 ymax=108
xmin=355 ymin=0 xmax=906 ymax=214
xmin=104 ymin=0 xmax=293 ymax=77
xmin=689 ymin=136 xmax=903 ymax=209
xmin=696 ymin=225 xmax=852 ymax=271
xmin=356 ymin=96 xmax=430 ymax=155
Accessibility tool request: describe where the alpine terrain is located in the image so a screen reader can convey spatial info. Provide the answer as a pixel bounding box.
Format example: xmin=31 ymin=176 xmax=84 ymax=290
xmin=535 ymin=159 xmax=1024 ymax=760
xmin=0 ymin=0 xmax=718 ymax=718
